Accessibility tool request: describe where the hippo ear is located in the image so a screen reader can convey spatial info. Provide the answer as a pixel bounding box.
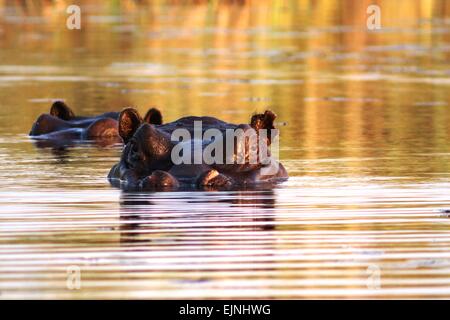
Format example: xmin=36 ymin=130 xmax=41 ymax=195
xmin=50 ymin=101 xmax=75 ymax=121
xmin=119 ymin=107 xmax=143 ymax=143
xmin=250 ymin=110 xmax=276 ymax=131
xmin=144 ymin=108 xmax=163 ymax=125
xmin=250 ymin=110 xmax=277 ymax=143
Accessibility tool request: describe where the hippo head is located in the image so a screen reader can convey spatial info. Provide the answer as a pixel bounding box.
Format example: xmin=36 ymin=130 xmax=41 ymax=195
xmin=108 ymin=107 xmax=287 ymax=191
xmin=118 ymin=108 xmax=173 ymax=177
xmin=109 ymin=107 xmax=177 ymax=190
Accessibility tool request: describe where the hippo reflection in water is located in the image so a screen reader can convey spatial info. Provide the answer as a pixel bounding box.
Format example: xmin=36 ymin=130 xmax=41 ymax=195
xmin=29 ymin=101 xmax=163 ymax=146
xmin=108 ymin=107 xmax=288 ymax=191
xmin=119 ymin=190 xmax=277 ymax=243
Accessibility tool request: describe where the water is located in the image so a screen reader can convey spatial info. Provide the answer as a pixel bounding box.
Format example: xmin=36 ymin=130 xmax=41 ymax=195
xmin=0 ymin=0 xmax=450 ymax=299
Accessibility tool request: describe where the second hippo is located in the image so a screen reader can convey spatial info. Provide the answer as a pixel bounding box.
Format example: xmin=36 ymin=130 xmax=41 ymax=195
xmin=29 ymin=101 xmax=162 ymax=145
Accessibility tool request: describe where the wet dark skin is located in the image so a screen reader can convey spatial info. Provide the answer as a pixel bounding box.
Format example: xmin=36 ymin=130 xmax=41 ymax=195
xmin=29 ymin=101 xmax=161 ymax=145
xmin=108 ymin=108 xmax=288 ymax=191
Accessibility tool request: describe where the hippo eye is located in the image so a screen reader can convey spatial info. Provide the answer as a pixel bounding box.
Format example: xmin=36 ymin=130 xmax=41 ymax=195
xmin=127 ymin=139 xmax=138 ymax=153
xmin=126 ymin=140 xmax=141 ymax=168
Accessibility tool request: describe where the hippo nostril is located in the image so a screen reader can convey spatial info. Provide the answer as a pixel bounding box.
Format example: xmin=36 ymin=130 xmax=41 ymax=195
xmin=139 ymin=170 xmax=179 ymax=190
xmin=197 ymin=169 xmax=233 ymax=188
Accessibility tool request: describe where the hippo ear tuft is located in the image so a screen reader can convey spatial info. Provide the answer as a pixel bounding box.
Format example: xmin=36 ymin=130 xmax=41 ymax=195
xmin=250 ymin=110 xmax=277 ymax=131
xmin=250 ymin=110 xmax=277 ymax=143
xmin=144 ymin=108 xmax=163 ymax=125
xmin=50 ymin=101 xmax=75 ymax=121
xmin=119 ymin=107 xmax=143 ymax=143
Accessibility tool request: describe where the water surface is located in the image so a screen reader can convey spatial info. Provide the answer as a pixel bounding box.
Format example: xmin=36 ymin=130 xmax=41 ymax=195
xmin=1 ymin=0 xmax=450 ymax=299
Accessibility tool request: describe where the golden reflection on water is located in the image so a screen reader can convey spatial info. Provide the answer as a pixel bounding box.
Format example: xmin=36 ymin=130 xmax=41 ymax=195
xmin=0 ymin=0 xmax=450 ymax=299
